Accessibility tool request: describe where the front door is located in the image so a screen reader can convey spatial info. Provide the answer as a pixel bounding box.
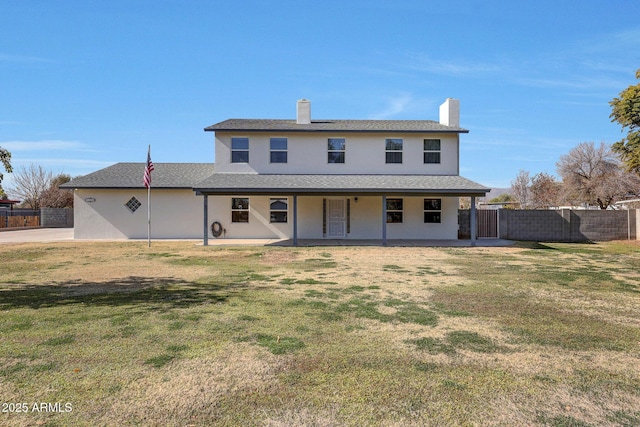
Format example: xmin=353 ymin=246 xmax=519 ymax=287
xmin=326 ymin=199 xmax=346 ymax=238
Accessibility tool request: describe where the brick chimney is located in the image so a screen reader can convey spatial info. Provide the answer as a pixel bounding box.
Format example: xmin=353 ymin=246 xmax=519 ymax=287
xmin=296 ymin=99 xmax=311 ymax=124
xmin=439 ymin=98 xmax=460 ymax=127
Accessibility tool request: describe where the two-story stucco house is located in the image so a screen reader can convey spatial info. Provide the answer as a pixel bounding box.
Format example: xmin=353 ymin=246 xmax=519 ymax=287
xmin=63 ymin=99 xmax=489 ymax=244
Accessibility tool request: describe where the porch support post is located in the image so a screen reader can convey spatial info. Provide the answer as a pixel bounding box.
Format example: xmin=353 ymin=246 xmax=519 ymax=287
xmin=293 ymin=194 xmax=298 ymax=246
xmin=382 ymin=195 xmax=387 ymax=246
xmin=203 ymin=194 xmax=209 ymax=246
xmin=470 ymin=195 xmax=477 ymax=247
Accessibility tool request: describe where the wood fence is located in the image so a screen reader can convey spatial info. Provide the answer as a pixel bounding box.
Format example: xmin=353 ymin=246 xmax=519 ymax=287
xmin=0 ymin=210 xmax=41 ymax=229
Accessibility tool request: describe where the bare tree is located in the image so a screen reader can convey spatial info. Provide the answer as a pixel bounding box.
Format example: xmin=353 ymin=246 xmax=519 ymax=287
xmin=557 ymin=141 xmax=640 ymax=209
xmin=530 ymin=172 xmax=562 ymax=209
xmin=510 ymin=169 xmax=530 ymax=208
xmin=40 ymin=174 xmax=74 ymax=208
xmin=7 ymin=164 xmax=53 ymax=209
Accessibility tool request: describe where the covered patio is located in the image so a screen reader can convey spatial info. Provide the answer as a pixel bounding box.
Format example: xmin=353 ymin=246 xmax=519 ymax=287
xmin=194 ymin=174 xmax=490 ymax=246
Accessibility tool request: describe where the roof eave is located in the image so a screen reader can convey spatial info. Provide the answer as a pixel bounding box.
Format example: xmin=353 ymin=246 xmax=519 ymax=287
xmin=63 ymin=186 xmax=196 ymax=190
xmin=205 ymin=127 xmax=469 ymax=134
xmin=193 ymin=188 xmax=488 ymax=196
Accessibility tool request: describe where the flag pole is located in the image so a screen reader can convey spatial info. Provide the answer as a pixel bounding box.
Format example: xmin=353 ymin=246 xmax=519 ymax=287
xmin=144 ymin=144 xmax=154 ymax=248
xmin=147 ymin=176 xmax=151 ymax=248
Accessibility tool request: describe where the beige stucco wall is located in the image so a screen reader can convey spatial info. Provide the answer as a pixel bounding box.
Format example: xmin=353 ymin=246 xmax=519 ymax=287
xmin=207 ymin=195 xmax=292 ymax=239
xmin=73 ymin=189 xmax=204 ymax=239
xmin=214 ymin=132 xmax=459 ymax=175
xmin=74 ymin=190 xmax=459 ymax=240
xmin=207 ymin=195 xmax=459 ymax=240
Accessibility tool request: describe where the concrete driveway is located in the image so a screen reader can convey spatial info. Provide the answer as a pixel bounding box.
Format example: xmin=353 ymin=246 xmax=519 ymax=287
xmin=0 ymin=228 xmax=74 ymax=243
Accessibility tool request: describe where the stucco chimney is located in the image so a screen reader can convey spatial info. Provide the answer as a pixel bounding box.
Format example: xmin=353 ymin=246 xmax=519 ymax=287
xmin=439 ymin=98 xmax=460 ymax=128
xmin=296 ymin=99 xmax=311 ymax=124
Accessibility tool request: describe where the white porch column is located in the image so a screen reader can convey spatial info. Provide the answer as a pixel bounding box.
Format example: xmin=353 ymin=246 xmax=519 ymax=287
xmin=470 ymin=196 xmax=477 ymax=247
xmin=382 ymin=195 xmax=387 ymax=246
xmin=203 ymin=194 xmax=209 ymax=246
xmin=293 ymin=194 xmax=298 ymax=246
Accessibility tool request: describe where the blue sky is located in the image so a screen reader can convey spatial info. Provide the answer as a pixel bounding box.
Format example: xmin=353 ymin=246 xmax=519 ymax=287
xmin=1 ymin=1 xmax=639 ymax=192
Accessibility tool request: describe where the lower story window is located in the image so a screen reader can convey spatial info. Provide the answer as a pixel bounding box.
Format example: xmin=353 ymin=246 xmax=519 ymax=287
xmin=270 ymin=198 xmax=288 ymax=223
xmin=424 ymin=198 xmax=442 ymax=223
xmin=232 ymin=197 xmax=249 ymax=222
xmin=386 ymin=198 xmax=403 ymax=223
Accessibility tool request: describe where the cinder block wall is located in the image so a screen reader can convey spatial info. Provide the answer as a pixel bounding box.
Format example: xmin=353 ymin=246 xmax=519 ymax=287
xmin=40 ymin=208 xmax=74 ymax=228
xmin=498 ymin=210 xmax=566 ymax=241
xmin=573 ymin=210 xmax=632 ymax=241
xmin=496 ymin=209 xmax=636 ymax=242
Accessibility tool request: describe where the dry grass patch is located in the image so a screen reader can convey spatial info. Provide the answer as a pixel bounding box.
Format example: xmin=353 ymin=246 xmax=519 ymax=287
xmin=0 ymin=240 xmax=639 ymax=426
xmin=108 ymin=345 xmax=283 ymax=425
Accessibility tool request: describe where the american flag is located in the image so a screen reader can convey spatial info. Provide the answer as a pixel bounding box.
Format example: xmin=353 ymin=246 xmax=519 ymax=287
xmin=143 ymin=145 xmax=154 ymax=189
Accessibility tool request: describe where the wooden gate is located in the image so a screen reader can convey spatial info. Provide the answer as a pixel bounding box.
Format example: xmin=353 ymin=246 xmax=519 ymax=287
xmin=477 ymin=209 xmax=498 ymax=238
xmin=0 ymin=210 xmax=41 ymax=229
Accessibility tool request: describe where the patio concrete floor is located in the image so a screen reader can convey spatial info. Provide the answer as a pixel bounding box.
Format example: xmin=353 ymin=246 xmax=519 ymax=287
xmin=203 ymin=238 xmax=515 ymax=247
xmin=0 ymin=228 xmax=514 ymax=247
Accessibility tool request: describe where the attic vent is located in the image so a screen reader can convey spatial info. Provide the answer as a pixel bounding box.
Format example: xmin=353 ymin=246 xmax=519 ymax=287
xmin=125 ymin=196 xmax=142 ymax=213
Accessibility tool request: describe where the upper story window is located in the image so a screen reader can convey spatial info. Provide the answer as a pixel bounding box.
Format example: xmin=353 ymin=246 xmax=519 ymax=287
xmin=424 ymin=198 xmax=442 ymax=223
xmin=424 ymin=139 xmax=441 ymax=164
xmin=385 ymin=139 xmax=403 ymax=164
xmin=231 ymin=138 xmax=249 ymax=163
xmin=328 ymin=138 xmax=346 ymax=163
xmin=270 ymin=138 xmax=288 ymax=163
xmin=386 ymin=198 xmax=403 ymax=223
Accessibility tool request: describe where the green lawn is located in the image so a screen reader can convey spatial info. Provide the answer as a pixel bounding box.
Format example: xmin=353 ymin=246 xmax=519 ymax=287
xmin=0 ymin=241 xmax=639 ymax=426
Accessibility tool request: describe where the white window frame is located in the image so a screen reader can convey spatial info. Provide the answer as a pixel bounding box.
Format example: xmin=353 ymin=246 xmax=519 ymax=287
xmin=424 ymin=198 xmax=442 ymax=223
xmin=328 ymin=138 xmax=346 ymax=164
xmin=231 ymin=197 xmax=250 ymax=223
xmin=386 ymin=198 xmax=403 ymax=223
xmin=270 ymin=138 xmax=288 ymax=163
xmin=231 ymin=138 xmax=249 ymax=163
xmin=269 ymin=198 xmax=288 ymax=223
xmin=385 ymin=138 xmax=403 ymax=164
xmin=424 ymin=139 xmax=441 ymax=164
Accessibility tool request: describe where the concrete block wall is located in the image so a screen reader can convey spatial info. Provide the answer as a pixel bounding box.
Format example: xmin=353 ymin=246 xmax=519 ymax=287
xmin=41 ymin=208 xmax=74 ymax=228
xmin=496 ymin=209 xmax=637 ymax=242
xmin=573 ymin=210 xmax=633 ymax=241
xmin=498 ymin=210 xmax=566 ymax=241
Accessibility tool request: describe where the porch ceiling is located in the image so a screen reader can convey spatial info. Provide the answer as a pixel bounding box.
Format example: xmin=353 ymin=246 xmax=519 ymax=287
xmin=193 ymin=173 xmax=489 ymax=197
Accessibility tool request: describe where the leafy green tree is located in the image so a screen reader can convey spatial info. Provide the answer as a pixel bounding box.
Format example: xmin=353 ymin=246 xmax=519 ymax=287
xmin=0 ymin=145 xmax=12 ymax=194
xmin=487 ymin=193 xmax=517 ymax=209
xmin=489 ymin=193 xmax=515 ymax=204
xmin=610 ymin=69 xmax=640 ymax=174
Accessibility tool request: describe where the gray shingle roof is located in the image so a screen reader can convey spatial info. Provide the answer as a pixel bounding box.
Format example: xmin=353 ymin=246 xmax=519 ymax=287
xmin=62 ymin=164 xmax=488 ymax=196
xmin=61 ymin=163 xmax=215 ymax=189
xmin=194 ymin=174 xmax=489 ymax=196
xmin=205 ymin=119 xmax=468 ymax=134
